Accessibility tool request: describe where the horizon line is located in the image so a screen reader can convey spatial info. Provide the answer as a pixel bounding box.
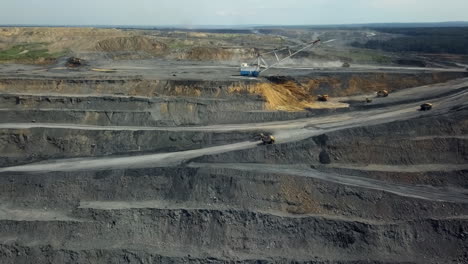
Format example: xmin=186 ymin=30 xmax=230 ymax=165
xmin=1 ymin=21 xmax=468 ymax=29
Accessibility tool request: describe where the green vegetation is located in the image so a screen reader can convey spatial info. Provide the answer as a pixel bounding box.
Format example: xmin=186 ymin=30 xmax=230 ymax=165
xmin=166 ymin=40 xmax=193 ymax=50
xmin=0 ymin=43 xmax=66 ymax=63
xmin=214 ymin=33 xmax=243 ymax=39
xmin=352 ymin=27 xmax=468 ymax=54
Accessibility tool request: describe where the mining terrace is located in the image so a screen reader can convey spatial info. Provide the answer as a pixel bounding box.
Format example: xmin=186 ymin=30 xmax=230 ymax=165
xmin=0 ymin=27 xmax=467 ymax=264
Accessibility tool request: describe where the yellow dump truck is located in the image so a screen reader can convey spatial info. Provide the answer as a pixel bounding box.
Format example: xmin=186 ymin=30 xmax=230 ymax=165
xmin=420 ymin=103 xmax=433 ymax=111
xmin=377 ymin=90 xmax=389 ymax=97
xmin=258 ymin=133 xmax=275 ymax=145
xmin=67 ymin=57 xmax=83 ymax=67
xmin=317 ymin=94 xmax=329 ymax=102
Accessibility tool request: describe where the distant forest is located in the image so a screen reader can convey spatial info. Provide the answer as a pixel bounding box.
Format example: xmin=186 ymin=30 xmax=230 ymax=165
xmin=352 ymin=27 xmax=468 ymax=54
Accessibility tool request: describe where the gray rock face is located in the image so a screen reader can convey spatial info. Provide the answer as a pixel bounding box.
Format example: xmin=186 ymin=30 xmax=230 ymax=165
xmin=0 ymin=71 xmax=467 ymax=263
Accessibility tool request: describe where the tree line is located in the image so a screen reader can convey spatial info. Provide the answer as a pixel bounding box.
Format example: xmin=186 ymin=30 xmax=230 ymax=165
xmin=352 ymin=27 xmax=468 ymax=54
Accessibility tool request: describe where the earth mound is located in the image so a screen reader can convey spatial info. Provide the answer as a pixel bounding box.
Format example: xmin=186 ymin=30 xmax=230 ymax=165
xmin=96 ymin=36 xmax=167 ymax=54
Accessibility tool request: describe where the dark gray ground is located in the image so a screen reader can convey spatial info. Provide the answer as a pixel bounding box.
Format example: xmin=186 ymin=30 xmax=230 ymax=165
xmin=1 ymin=58 xmax=467 ymax=81
xmin=0 ymin=60 xmax=467 ymax=263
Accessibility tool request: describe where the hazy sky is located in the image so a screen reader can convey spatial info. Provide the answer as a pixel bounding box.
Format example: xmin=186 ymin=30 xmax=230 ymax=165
xmin=1 ymin=0 xmax=467 ymax=26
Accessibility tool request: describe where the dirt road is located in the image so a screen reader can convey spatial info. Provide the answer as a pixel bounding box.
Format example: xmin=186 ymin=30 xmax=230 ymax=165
xmin=1 ymin=79 xmax=466 ymax=204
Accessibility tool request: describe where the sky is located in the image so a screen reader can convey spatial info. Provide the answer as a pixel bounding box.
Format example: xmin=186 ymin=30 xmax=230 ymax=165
xmin=1 ymin=0 xmax=467 ymax=26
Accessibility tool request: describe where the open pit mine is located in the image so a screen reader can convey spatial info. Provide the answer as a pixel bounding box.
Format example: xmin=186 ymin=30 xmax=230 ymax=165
xmin=0 ymin=27 xmax=467 ymax=264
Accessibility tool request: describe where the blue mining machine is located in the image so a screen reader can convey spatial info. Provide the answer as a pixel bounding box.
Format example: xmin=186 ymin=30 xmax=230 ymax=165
xmin=240 ymin=63 xmax=261 ymax=77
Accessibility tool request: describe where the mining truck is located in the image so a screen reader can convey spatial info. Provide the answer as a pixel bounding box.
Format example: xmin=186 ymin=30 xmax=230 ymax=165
xmin=420 ymin=103 xmax=433 ymax=111
xmin=67 ymin=57 xmax=83 ymax=67
xmin=257 ymin=133 xmax=275 ymax=145
xmin=377 ymin=90 xmax=389 ymax=97
xmin=317 ymin=94 xmax=329 ymax=102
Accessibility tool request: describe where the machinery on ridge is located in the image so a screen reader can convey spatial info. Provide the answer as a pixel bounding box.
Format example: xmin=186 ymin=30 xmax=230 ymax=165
xmin=240 ymin=39 xmax=332 ymax=77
